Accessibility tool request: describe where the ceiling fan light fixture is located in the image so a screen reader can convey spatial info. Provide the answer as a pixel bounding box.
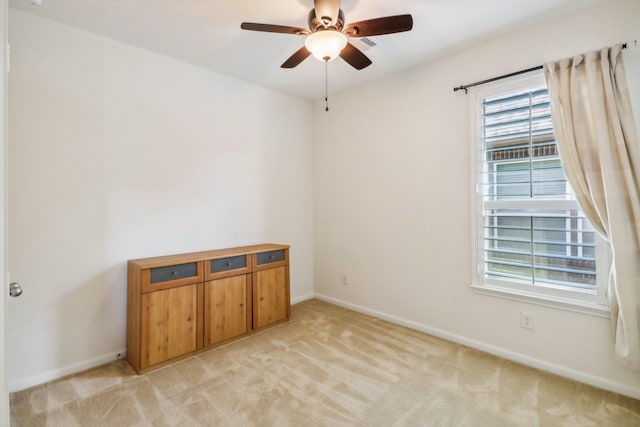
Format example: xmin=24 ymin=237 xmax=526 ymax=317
xmin=304 ymin=30 xmax=347 ymax=61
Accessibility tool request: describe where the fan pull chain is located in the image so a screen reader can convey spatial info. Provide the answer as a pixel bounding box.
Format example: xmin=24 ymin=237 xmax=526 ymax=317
xmin=325 ymin=58 xmax=329 ymax=112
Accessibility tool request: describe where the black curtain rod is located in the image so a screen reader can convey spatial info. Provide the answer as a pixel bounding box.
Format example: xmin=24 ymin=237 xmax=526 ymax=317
xmin=453 ymin=42 xmax=628 ymax=94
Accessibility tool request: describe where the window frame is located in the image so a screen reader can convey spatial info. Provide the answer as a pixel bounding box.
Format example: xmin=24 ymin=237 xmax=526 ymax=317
xmin=469 ymin=72 xmax=610 ymax=317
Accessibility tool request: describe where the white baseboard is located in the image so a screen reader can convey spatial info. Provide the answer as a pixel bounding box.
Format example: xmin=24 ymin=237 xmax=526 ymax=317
xmin=10 ymin=294 xmax=638 ymax=399
xmin=8 ymin=294 xmax=312 ymax=393
xmin=314 ymin=293 xmax=640 ymax=400
xmin=8 ymin=294 xmax=311 ymax=392
xmin=291 ymin=293 xmax=314 ymax=305
xmin=8 ymin=349 xmax=127 ymax=393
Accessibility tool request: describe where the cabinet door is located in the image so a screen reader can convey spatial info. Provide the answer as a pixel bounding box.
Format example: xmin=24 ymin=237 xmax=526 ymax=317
xmin=204 ymin=275 xmax=248 ymax=346
xmin=254 ymin=266 xmax=288 ymax=329
xmin=141 ymin=284 xmax=197 ymax=368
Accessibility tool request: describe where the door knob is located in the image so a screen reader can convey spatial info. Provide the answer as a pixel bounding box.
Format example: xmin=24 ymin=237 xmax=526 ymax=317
xmin=9 ymin=282 xmax=23 ymax=297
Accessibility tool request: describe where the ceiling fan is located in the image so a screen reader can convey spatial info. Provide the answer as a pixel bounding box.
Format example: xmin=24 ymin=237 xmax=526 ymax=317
xmin=240 ymin=0 xmax=413 ymax=70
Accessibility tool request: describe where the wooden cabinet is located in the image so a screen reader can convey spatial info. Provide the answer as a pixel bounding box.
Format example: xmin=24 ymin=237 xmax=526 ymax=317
xmin=204 ymin=275 xmax=250 ymax=346
xmin=254 ymin=267 xmax=288 ymax=329
xmin=127 ymin=244 xmax=289 ymax=373
xmin=253 ymin=248 xmax=290 ymax=330
xmin=142 ymin=284 xmax=199 ymax=367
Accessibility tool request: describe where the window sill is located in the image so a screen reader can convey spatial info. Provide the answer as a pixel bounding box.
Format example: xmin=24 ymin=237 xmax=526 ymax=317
xmin=470 ymin=284 xmax=610 ymax=318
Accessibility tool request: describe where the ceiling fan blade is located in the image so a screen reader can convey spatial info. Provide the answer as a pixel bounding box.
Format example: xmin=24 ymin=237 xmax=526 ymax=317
xmin=339 ymin=42 xmax=372 ymax=70
xmin=241 ymin=22 xmax=309 ymax=35
xmin=344 ymin=14 xmax=413 ymax=37
xmin=314 ymin=0 xmax=340 ymax=25
xmin=281 ymin=46 xmax=312 ymax=68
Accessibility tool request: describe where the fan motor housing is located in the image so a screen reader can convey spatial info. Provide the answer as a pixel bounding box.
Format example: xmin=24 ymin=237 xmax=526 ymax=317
xmin=308 ymin=8 xmax=345 ymax=32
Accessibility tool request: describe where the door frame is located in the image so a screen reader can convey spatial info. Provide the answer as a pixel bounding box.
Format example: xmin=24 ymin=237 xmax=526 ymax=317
xmin=1 ymin=0 xmax=9 ymax=423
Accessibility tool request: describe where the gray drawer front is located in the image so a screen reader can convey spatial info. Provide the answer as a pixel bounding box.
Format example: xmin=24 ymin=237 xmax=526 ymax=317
xmin=256 ymin=249 xmax=285 ymax=265
xmin=150 ymin=263 xmax=198 ymax=284
xmin=211 ymin=255 xmax=246 ymax=273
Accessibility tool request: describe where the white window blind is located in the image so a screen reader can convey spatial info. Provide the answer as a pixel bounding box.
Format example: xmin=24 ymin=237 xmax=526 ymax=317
xmin=480 ymin=84 xmax=597 ymax=293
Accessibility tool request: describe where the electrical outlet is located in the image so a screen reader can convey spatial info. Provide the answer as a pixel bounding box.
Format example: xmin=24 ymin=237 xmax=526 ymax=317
xmin=341 ymin=273 xmax=348 ymax=286
xmin=520 ymin=312 xmax=535 ymax=330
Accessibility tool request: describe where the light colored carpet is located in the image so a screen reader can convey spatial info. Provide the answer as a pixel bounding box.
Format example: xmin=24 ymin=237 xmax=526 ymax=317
xmin=10 ymin=299 xmax=640 ymax=426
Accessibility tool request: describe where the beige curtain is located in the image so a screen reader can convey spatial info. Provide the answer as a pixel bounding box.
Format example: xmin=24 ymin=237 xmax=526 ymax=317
xmin=545 ymin=44 xmax=640 ymax=369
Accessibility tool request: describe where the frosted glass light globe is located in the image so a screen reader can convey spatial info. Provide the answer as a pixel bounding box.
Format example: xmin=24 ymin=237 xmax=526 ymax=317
xmin=305 ymin=30 xmax=348 ymax=61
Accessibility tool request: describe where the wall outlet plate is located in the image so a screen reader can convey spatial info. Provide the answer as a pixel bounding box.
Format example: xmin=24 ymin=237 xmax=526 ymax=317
xmin=520 ymin=312 xmax=535 ymax=330
xmin=341 ymin=273 xmax=348 ymax=286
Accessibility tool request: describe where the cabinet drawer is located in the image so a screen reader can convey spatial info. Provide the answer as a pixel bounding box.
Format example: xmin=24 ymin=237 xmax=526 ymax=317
xmin=151 ymin=263 xmax=198 ymax=283
xmin=141 ymin=261 xmax=203 ymax=293
xmin=210 ymin=255 xmax=246 ymax=273
xmin=256 ymin=250 xmax=286 ymax=265
xmin=205 ymin=255 xmax=250 ymax=280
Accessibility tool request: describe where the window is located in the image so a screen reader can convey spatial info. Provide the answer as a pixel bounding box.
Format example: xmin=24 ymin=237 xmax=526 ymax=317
xmin=471 ymin=73 xmax=608 ymax=312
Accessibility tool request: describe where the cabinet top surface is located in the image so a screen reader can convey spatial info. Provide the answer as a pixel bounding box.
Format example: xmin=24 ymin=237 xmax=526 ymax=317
xmin=128 ymin=243 xmax=289 ymax=269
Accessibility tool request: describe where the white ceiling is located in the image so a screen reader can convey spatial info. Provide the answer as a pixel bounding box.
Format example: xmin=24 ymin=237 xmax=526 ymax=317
xmin=9 ymin=0 xmax=602 ymax=100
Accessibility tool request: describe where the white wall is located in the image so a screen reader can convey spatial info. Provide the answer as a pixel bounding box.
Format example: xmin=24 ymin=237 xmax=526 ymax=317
xmin=313 ymin=0 xmax=640 ymax=398
xmin=8 ymin=0 xmax=640 ymax=400
xmin=7 ymin=9 xmax=314 ymax=390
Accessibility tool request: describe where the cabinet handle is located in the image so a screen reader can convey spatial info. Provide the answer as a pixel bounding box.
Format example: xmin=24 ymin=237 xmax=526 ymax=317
xmin=226 ymin=262 xmax=232 ymax=266
xmin=260 ymin=297 xmax=265 ymax=301
xmin=269 ymin=255 xmax=274 ymax=259
xmin=239 ymin=303 xmax=244 ymax=307
xmin=187 ymin=316 xmax=192 ymax=322
xmin=171 ymin=271 xmax=178 ymax=276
